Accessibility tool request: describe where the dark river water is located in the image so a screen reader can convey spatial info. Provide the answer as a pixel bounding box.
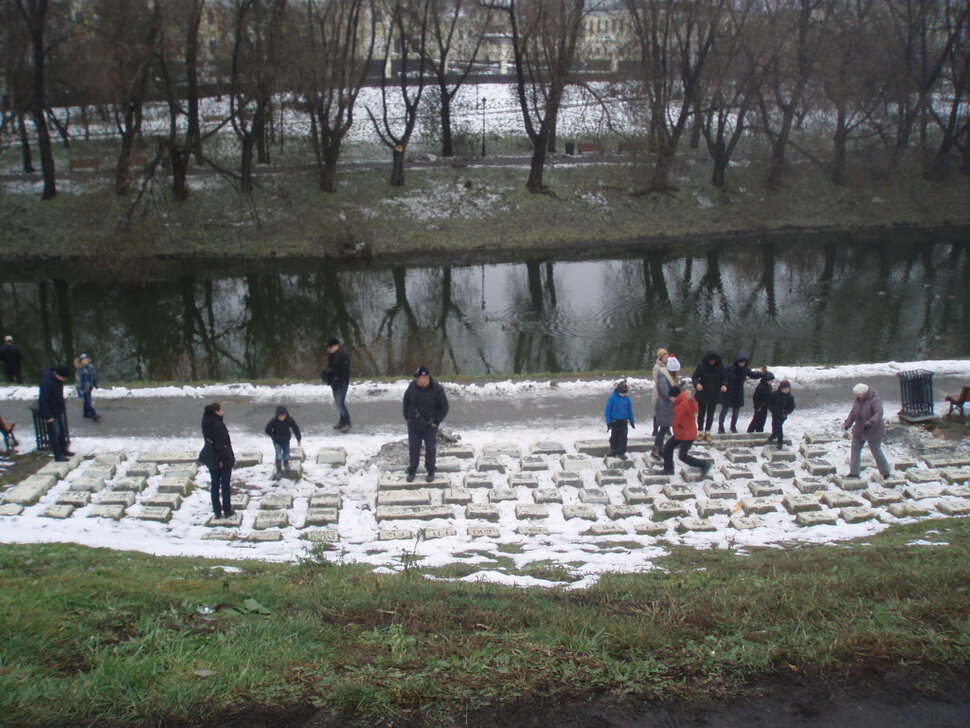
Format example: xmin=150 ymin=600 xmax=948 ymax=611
xmin=1 ymin=231 xmax=968 ymax=382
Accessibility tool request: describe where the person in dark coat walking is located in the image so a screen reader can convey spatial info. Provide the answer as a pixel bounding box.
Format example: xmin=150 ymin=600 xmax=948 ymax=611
xmin=718 ymin=353 xmax=762 ymax=433
xmin=843 ymin=383 xmax=892 ymax=478
xmin=200 ymin=402 xmax=235 ymax=519
xmin=691 ymin=350 xmax=726 ymax=441
xmin=39 ymin=365 xmax=72 ymax=461
xmin=746 ymin=370 xmax=775 ymax=433
xmin=0 ymin=336 xmax=23 ymax=384
xmin=766 ymin=380 xmax=796 ymax=449
xmin=605 ymin=380 xmax=635 ymax=459
xmin=402 ymin=366 xmax=449 ymax=483
xmin=265 ymin=405 xmax=302 ymax=476
xmin=74 ymin=353 xmax=100 ymax=421
xmin=322 ymin=338 xmax=352 ymax=431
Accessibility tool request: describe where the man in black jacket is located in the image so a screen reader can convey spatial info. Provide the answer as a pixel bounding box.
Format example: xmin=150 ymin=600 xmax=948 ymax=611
xmin=38 ymin=365 xmax=72 ymax=461
xmin=0 ymin=336 xmax=23 ymax=384
xmin=322 ymin=338 xmax=352 ymax=431
xmin=402 ymin=366 xmax=449 ymax=483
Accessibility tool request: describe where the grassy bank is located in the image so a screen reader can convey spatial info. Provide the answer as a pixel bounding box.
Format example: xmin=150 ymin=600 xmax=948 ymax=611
xmin=2 ymin=146 xmax=969 ymax=267
xmin=2 ymin=518 xmax=969 ymax=727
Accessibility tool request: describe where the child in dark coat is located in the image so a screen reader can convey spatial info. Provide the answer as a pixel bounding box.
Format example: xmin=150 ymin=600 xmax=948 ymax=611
xmin=605 ymin=380 xmax=635 ymax=459
xmin=766 ymin=380 xmax=796 ymax=449
xmin=746 ymin=371 xmax=775 ymax=433
xmin=265 ymin=405 xmax=302 ymax=475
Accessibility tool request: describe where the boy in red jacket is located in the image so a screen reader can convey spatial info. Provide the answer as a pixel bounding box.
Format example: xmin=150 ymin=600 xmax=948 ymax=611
xmin=659 ymin=386 xmax=712 ymax=478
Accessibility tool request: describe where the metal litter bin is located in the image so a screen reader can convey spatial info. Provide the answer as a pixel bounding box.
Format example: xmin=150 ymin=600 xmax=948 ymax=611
xmin=565 ymin=141 xmax=576 ymax=155
xmin=897 ymin=369 xmax=934 ymax=422
xmin=29 ymin=403 xmax=50 ymax=450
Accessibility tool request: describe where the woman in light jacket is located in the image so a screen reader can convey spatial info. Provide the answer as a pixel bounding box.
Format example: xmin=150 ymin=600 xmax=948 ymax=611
xmin=843 ymin=383 xmax=892 ymax=478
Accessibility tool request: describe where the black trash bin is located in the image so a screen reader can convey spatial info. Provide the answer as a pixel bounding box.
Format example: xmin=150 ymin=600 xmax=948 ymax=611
xmin=565 ymin=141 xmax=576 ymax=155
xmin=29 ymin=403 xmax=50 ymax=450
xmin=897 ymin=369 xmax=934 ymax=422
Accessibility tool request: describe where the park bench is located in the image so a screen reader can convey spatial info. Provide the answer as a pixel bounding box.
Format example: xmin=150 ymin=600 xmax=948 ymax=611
xmin=127 ymin=156 xmax=148 ymax=167
xmin=945 ymin=386 xmax=969 ymax=418
xmin=617 ymin=141 xmax=646 ymax=153
xmin=577 ymin=142 xmax=605 ymax=154
xmin=1 ymin=416 xmax=18 ymax=452
xmin=69 ymin=157 xmax=100 ymax=171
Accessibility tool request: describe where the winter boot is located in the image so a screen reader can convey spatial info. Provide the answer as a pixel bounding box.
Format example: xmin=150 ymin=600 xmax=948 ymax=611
xmin=275 ymin=459 xmax=282 ymax=478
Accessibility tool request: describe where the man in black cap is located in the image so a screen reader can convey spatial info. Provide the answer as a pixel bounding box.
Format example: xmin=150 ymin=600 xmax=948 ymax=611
xmin=402 ymin=366 xmax=449 ymax=483
xmin=39 ymin=365 xmax=72 ymax=461
xmin=0 ymin=335 xmax=23 ymax=384
xmin=322 ymin=338 xmax=352 ymax=431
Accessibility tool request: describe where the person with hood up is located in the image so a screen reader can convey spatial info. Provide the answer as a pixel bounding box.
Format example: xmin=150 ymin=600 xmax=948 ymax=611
xmin=766 ymin=380 xmax=796 ymax=449
xmin=691 ymin=350 xmax=726 ymax=441
xmin=605 ymin=380 xmax=635 ymax=459
xmin=746 ymin=370 xmax=775 ymax=433
xmin=265 ymin=405 xmax=302 ymax=476
xmin=39 ymin=365 xmax=72 ymax=461
xmin=652 ymin=355 xmax=680 ymax=459
xmin=843 ymin=383 xmax=892 ymax=478
xmin=718 ymin=353 xmax=763 ymax=434
xmin=402 ymin=366 xmax=449 ymax=483
xmin=659 ymin=385 xmax=712 ymax=477
xmin=199 ymin=402 xmax=235 ymax=519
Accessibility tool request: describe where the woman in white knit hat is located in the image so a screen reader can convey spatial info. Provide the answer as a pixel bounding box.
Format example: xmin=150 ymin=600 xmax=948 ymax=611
xmin=843 ymin=383 xmax=892 ymax=478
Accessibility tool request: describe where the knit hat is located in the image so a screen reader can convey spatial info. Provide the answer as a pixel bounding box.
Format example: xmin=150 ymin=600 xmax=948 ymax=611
xmin=78 ymin=353 xmax=89 ymax=360
xmin=414 ymin=366 xmax=430 ymax=377
xmin=779 ymin=380 xmax=792 ymax=390
xmin=327 ymin=338 xmax=340 ymax=347
xmin=616 ymin=380 xmax=628 ymax=393
xmin=853 ymin=383 xmax=869 ymax=397
xmin=656 ymin=348 xmax=669 ymax=359
xmin=276 ymin=405 xmax=288 ymax=416
xmin=666 ymin=356 xmax=681 ymax=373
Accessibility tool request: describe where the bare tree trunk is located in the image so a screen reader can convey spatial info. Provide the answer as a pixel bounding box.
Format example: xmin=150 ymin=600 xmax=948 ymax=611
xmin=527 ymin=131 xmax=550 ymax=192
xmin=17 ymin=112 xmax=34 ymax=173
xmin=390 ymin=146 xmax=406 ymax=187
xmin=22 ymin=0 xmax=56 ymax=199
xmin=439 ymin=83 xmax=454 ymax=157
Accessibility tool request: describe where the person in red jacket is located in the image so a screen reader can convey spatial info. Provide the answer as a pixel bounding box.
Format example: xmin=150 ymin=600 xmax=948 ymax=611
xmin=659 ymin=385 xmax=712 ymax=477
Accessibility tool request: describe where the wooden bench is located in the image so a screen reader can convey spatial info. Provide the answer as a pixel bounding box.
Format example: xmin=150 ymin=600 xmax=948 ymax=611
xmin=577 ymin=142 xmax=605 ymax=154
xmin=127 ymin=156 xmax=148 ymax=167
xmin=203 ymin=115 xmax=226 ymax=123
xmin=618 ymin=141 xmax=646 ymax=153
xmin=69 ymin=157 xmax=100 ymax=171
xmin=945 ymin=386 xmax=969 ymax=417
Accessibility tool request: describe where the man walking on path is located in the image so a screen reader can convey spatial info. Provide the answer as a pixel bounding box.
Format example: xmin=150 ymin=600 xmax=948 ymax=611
xmin=843 ymin=383 xmax=893 ymax=478
xmin=402 ymin=366 xmax=449 ymax=483
xmin=75 ymin=353 xmax=100 ymax=421
xmin=322 ymin=338 xmax=352 ymax=431
xmin=39 ymin=365 xmax=72 ymax=461
xmin=0 ymin=336 xmax=23 ymax=384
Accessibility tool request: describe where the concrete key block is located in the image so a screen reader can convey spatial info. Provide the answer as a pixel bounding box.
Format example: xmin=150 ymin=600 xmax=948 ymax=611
xmin=762 ymin=463 xmax=795 ymax=479
xmin=463 ymin=473 xmax=494 ymax=488
xmin=678 ymin=518 xmax=717 ymax=533
xmin=937 ymin=499 xmax=970 ymax=516
xmin=259 ymin=493 xmax=294 ymax=510
xmin=85 ymin=464 xmax=117 ymax=479
xmin=378 ymin=529 xmax=414 ymax=541
xmin=316 ymin=448 xmax=347 ymax=466
xmin=207 ymin=513 xmax=244 ymax=527
xmin=467 ymin=526 xmax=500 ymax=538
xmin=821 ymin=492 xmax=864 ymax=508
xmin=483 ymin=443 xmax=522 ymax=458
xmin=905 ymin=470 xmax=943 ymax=484
xmin=741 ymin=497 xmax=779 ymax=515
xmin=303 ymin=530 xmax=339 ymax=543
xmin=804 ymin=433 xmax=841 ymax=445
xmin=794 ymin=478 xmax=826 ymax=495
xmin=652 ymin=500 xmax=689 ymax=520
xmin=584 ymin=523 xmax=627 ymax=536
xmin=662 ymin=483 xmax=695 ymax=501
xmin=476 ymin=456 xmax=506 ymax=473
xmin=730 ymin=515 xmax=764 ymax=530
xmin=595 ymin=470 xmax=628 ymax=486
xmin=634 ymin=521 xmax=667 ymax=536
xmin=783 ymin=494 xmax=821 ymax=514
xmin=234 ymin=452 xmax=262 ymax=468
xmin=443 ymin=488 xmax=473 ymax=505
xmin=638 ymin=473 xmax=669 ymax=486
xmin=831 ymin=475 xmax=867 ymax=491
xmin=805 ymin=460 xmax=837 ymax=477
xmin=87 ymin=504 xmax=126 ymax=520
xmin=308 ymin=493 xmax=341 ymax=509
xmin=924 ymin=456 xmax=970 ymax=469
xmin=36 ymin=461 xmax=74 ymax=478
xmin=464 ymin=504 xmax=500 ymax=521
xmin=137 ymin=451 xmax=198 ymax=464
xmin=888 ymin=502 xmax=931 ymax=518
xmin=554 ymin=471 xmax=585 ymax=487
xmin=748 ymin=480 xmax=783 ymax=497
xmin=376 ymin=505 xmax=454 ymax=521
xmin=378 ymin=490 xmax=431 ymax=507
xmin=0 ymin=504 xmax=25 ymax=516
xmin=862 ymin=488 xmax=903 ymax=506
xmin=799 ymin=445 xmax=829 ymax=459
xmin=509 ymin=473 xmax=540 ymax=488
xmin=533 ymin=488 xmax=563 ymax=504
xmin=841 ymin=506 xmax=877 ymax=523
xmin=560 ymin=454 xmax=591 ymax=471
xmin=157 ymin=475 xmax=193 ymax=495
xmin=763 ymin=447 xmax=797 ymax=462
xmin=703 ymin=483 xmax=736 ymax=500
xmin=137 ymin=506 xmax=172 ymax=522
xmin=872 ymin=473 xmax=906 ymax=488
xmin=606 ymin=504 xmax=640 ymax=520
xmin=604 ymin=456 xmax=636 ymax=470
xmin=254 ymin=511 xmax=289 ymax=529
xmin=56 ymin=491 xmax=90 ymax=507
xmin=378 ymin=472 xmax=416 ymax=490
xmin=945 ymin=485 xmax=970 ymax=498
xmin=516 ymin=525 xmax=551 ymax=536
xmin=531 ymin=441 xmax=567 ymax=455
xmin=422 ymin=527 xmax=457 ymax=540
xmin=40 ymin=504 xmax=75 ymax=519
xmin=579 ymin=488 xmax=610 ymax=505
xmin=230 ymin=494 xmax=250 ymax=510
xmin=434 ymin=457 xmax=462 ymax=473
xmin=4 ymin=475 xmax=58 ymax=505
xmin=126 ymin=463 xmax=159 ymax=478
xmin=515 ymin=504 xmax=549 ymax=520
xmin=903 ymin=485 xmax=945 ymax=500
xmin=439 ymin=445 xmax=475 ymax=459
xmin=795 ymin=511 xmax=838 ymax=527
xmin=941 ymin=468 xmax=970 ymax=484
xmin=488 ymin=489 xmax=517 ymax=503
xmin=99 ymin=491 xmax=136 ymax=507
xmin=110 ymin=477 xmax=147 ymax=493
xmin=519 ymin=455 xmax=549 ymax=471
xmin=574 ymin=440 xmax=610 ymax=457
xmin=725 ymin=449 xmax=757 ymax=464
xmin=202 ymin=529 xmax=237 ymax=541
xmin=562 ymin=505 xmax=597 ymax=520
xmin=697 ymin=499 xmax=732 ymax=517
xmin=69 ymin=476 xmax=107 ymax=493
xmin=892 ymin=458 xmax=917 ymax=471
xmin=721 ymin=466 xmax=753 ymax=480
xmin=623 ymin=486 xmax=653 ymax=505
xmin=304 ymin=509 xmax=338 ymax=526
xmin=246 ymin=530 xmax=283 ymax=542
xmin=142 ymin=493 xmax=183 ymax=510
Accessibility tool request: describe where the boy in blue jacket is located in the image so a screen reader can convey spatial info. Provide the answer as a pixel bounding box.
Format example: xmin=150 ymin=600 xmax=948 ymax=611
xmin=605 ymin=380 xmax=635 ymax=459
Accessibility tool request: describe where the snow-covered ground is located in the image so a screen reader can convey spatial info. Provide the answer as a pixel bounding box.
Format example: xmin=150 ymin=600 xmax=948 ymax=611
xmin=1 ymin=358 xmax=968 ymax=589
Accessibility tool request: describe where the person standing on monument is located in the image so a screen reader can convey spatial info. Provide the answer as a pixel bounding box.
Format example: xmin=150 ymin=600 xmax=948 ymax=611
xmin=402 ymin=366 xmax=449 ymax=483
xmin=199 ymin=403 xmax=235 ymax=520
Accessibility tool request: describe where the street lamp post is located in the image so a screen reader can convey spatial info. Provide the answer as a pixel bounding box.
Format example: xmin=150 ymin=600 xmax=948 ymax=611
xmin=480 ymin=97 xmax=487 ymax=157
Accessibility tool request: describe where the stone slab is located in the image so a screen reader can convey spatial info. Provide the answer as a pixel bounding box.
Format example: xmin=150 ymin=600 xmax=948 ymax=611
xmin=741 ymin=497 xmax=779 ymax=515
xmin=831 ymin=475 xmax=867 ymax=491
xmin=56 ymin=491 xmax=90 ymax=507
xmin=762 ymin=463 xmax=795 ymax=479
xmin=804 ymin=433 xmax=841 ymax=444
xmin=578 ymin=488 xmax=610 ymax=505
xmin=515 ymin=525 xmax=551 ymax=536
xmin=937 ymin=499 xmax=970 ymax=516
xmin=488 ymin=488 xmax=517 ymax=503
xmin=678 ymin=518 xmax=717 ymax=533
xmin=533 ymin=488 xmax=563 ymax=504
xmin=762 ymin=446 xmax=797 ymax=462
xmin=378 ymin=490 xmax=431 ymax=507
xmin=888 ymin=502 xmax=931 ymax=518
xmin=697 ymin=499 xmax=732 ymax=517
xmin=730 ymin=515 xmax=764 ymax=530
xmin=254 ymin=511 xmax=289 ymax=529
xmin=783 ymin=494 xmax=821 ymax=514
xmin=464 ymin=504 xmax=500 ymax=521
xmin=246 ymin=530 xmax=283 ymax=542
xmin=725 ymin=449 xmax=757 ymax=464
xmin=443 ymin=488 xmax=473 ymax=505
xmin=233 ymin=452 xmax=262 ymax=468
xmin=476 ymin=456 xmax=506 ymax=473
xmin=202 ymin=529 xmax=237 ymax=541
xmin=126 ymin=463 xmax=159 ymax=478
xmin=157 ymin=475 xmax=193 ymax=495
xmin=924 ymin=455 xmax=970 ymax=469
xmin=467 ymin=526 xmax=501 ymax=538
xmin=376 ymin=505 xmax=454 ymax=521
xmin=379 ymin=472 xmax=422 ymax=490
xmin=86 ymin=504 xmax=126 ymax=520
xmin=519 ymin=455 xmax=549 ymax=471
xmin=0 ymin=503 xmax=25 ymax=516
xmin=584 ymin=523 xmax=627 ymax=536
xmin=748 ymin=480 xmax=783 ymax=497
xmin=308 ymin=493 xmax=341 ymax=509
xmin=137 ymin=506 xmax=172 ymax=522
xmin=40 ymin=504 xmax=75 ymax=519
xmin=638 ymin=473 xmax=669 ymax=486
xmin=634 ymin=521 xmax=667 ymax=536
xmin=652 ymin=500 xmax=689 ymax=520
xmin=703 ymin=483 xmax=736 ymax=500
xmin=623 ymin=487 xmax=653 ymax=505
xmin=595 ymin=470 xmax=628 ymax=486
xmin=2 ymin=475 xmax=58 ymax=505
xmin=207 ymin=513 xmax=243 ymax=527
xmin=721 ymin=466 xmax=753 ymax=480
xmin=531 ymin=441 xmax=567 ymax=455
xmin=378 ymin=529 xmax=414 ymax=541
xmin=439 ymin=445 xmax=475 ymax=459
xmin=805 ymin=460 xmax=837 ymax=476
xmin=820 ymin=492 xmax=864 ymax=508
xmin=303 ymin=529 xmax=340 ymax=543
xmin=560 ymin=454 xmax=591 ymax=471
xmin=142 ymin=492 xmax=182 ymax=510
xmin=862 ymin=488 xmax=903 ymax=506
xmin=841 ymin=507 xmax=878 ymax=523
xmin=137 ymin=451 xmax=198 ymax=464
xmin=36 ymin=461 xmax=73 ymax=478
xmin=509 ymin=473 xmax=540 ymax=488
xmin=434 ymin=457 xmax=462 ymax=473
xmin=304 ymin=508 xmax=338 ymax=526
xmin=574 ymin=440 xmax=610 ymax=457
xmin=99 ymin=491 xmax=136 ymax=507
xmin=422 ymin=527 xmax=457 ymax=540
xmin=231 ymin=494 xmax=250 ymax=510
xmin=872 ymin=473 xmax=906 ymax=487
xmin=905 ymin=470 xmax=942 ymax=484
xmin=483 ymin=443 xmax=522 ymax=458
xmin=606 ymin=504 xmax=640 ymax=520
xmin=662 ymin=483 xmax=694 ymax=501
xmin=94 ymin=452 xmax=127 ymax=465
xmin=85 ymin=465 xmax=116 ymax=479
xmin=946 ymin=485 xmax=970 ymax=498
xmin=903 ymin=485 xmax=945 ymax=500
xmin=604 ymin=456 xmax=636 ymax=470
xmin=794 ymin=478 xmax=826 ymax=495
xmin=515 ymin=504 xmax=549 ymax=519
xmin=278 ymin=461 xmax=304 ymax=480
xmin=799 ymin=445 xmax=828 ymax=459
xmin=562 ymin=505 xmax=597 ymax=520
xmin=795 ymin=511 xmax=838 ymax=527
xmin=463 ymin=473 xmax=494 ymax=488
xmin=316 ymin=448 xmax=347 ymax=466
xmin=110 ymin=477 xmax=147 ymax=493
xmin=69 ymin=476 xmax=107 ymax=493
xmin=941 ymin=468 xmax=970 ymax=485
xmin=554 ymin=471 xmax=585 ymax=487
xmin=892 ymin=458 xmax=917 ymax=471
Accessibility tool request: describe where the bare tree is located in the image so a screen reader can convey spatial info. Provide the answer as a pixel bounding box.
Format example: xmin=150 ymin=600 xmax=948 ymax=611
xmin=367 ymin=0 xmax=431 ymax=187
xmin=293 ymin=0 xmax=376 ymax=192
xmin=922 ymin=0 xmax=969 ymax=178
xmin=500 ymin=0 xmax=585 ymax=192
xmin=0 ymin=1 xmax=35 ymax=173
